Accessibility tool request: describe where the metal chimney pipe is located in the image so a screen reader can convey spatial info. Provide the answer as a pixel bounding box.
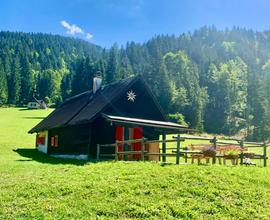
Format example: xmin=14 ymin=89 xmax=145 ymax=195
xmin=93 ymin=73 xmax=102 ymax=94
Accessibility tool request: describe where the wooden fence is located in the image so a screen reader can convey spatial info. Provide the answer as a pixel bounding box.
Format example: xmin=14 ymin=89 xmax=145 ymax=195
xmin=97 ymin=135 xmax=268 ymax=167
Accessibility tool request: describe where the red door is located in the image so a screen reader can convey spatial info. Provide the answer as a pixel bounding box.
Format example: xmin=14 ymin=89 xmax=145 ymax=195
xmin=133 ymin=127 xmax=143 ymax=160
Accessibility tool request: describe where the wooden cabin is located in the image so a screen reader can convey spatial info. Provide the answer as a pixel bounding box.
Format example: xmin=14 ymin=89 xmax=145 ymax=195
xmin=27 ymin=99 xmax=47 ymax=109
xmin=27 ymin=102 xmax=40 ymax=109
xmin=29 ymin=75 xmax=187 ymax=160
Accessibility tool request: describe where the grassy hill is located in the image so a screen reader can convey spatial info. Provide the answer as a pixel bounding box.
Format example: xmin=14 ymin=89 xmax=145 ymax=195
xmin=1 ymin=108 xmax=270 ymax=219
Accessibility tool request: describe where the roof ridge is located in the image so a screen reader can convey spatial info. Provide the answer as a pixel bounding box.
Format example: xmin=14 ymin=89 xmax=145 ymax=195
xmin=60 ymin=90 xmax=91 ymax=107
xmin=60 ymin=75 xmax=138 ymax=107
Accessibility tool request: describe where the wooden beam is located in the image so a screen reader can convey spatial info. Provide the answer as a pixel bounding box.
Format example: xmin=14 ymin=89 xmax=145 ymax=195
xmin=178 ymin=136 xmax=213 ymax=141
xmin=244 ymin=141 xmax=264 ymax=146
xmin=212 ymin=137 xmax=217 ymax=164
xmin=162 ymin=133 xmax=166 ymax=162
xmin=115 ymin=142 xmax=118 ymax=161
xmin=146 ymin=153 xmax=176 ymax=156
xmin=176 ymin=134 xmax=181 ymax=165
xmin=116 ymin=138 xmax=144 ymax=145
xmin=88 ymin=125 xmax=92 ymax=160
xmin=263 ymin=144 xmax=267 ymax=167
xmin=123 ymin=127 xmax=127 ymax=161
xmin=117 ymin=151 xmax=147 ymax=155
xmin=141 ymin=138 xmax=145 ymax=161
xmin=96 ymin=144 xmax=100 ymax=160
xmin=47 ymin=130 xmax=51 ymax=155
xmin=240 ymin=140 xmax=244 ymax=165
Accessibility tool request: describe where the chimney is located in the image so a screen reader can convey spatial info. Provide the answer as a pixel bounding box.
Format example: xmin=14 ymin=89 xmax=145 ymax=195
xmin=93 ymin=72 xmax=102 ymax=94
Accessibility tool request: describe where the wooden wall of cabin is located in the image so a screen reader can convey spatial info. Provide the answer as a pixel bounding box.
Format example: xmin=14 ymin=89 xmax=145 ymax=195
xmin=48 ymin=124 xmax=90 ymax=155
xmin=89 ymin=117 xmax=115 ymax=158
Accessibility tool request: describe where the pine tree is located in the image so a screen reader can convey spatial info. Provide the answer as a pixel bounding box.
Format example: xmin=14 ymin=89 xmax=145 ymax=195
xmin=37 ymin=69 xmax=53 ymax=100
xmin=106 ymin=44 xmax=119 ymax=83
xmin=61 ymin=74 xmax=72 ymax=101
xmin=119 ymin=50 xmax=133 ymax=79
xmin=71 ymin=57 xmax=95 ymax=95
xmin=20 ymin=56 xmax=33 ymax=103
xmin=71 ymin=58 xmax=85 ymax=95
xmin=83 ymin=56 xmax=95 ymax=90
xmin=0 ymin=60 xmax=8 ymax=104
xmin=146 ymin=41 xmax=172 ymax=113
xmin=9 ymin=56 xmax=21 ymax=104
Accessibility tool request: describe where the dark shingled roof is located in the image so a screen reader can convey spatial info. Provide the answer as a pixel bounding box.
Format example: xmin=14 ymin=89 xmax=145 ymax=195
xmin=29 ymin=75 xmax=145 ymax=133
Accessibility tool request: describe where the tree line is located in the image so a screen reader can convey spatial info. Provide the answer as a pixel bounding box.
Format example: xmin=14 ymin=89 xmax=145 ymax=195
xmin=1 ymin=27 xmax=270 ymax=140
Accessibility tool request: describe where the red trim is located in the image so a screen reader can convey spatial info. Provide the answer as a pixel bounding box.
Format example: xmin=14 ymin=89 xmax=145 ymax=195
xmin=115 ymin=126 xmax=124 ymax=160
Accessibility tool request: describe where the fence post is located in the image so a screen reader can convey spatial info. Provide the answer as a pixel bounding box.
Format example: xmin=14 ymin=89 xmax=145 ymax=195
xmin=176 ymin=134 xmax=181 ymax=165
xmin=212 ymin=136 xmax=217 ymax=164
xmin=162 ymin=133 xmax=166 ymax=163
xmin=115 ymin=141 xmax=118 ymax=161
xmin=96 ymin=144 xmax=100 ymax=161
xmin=263 ymin=143 xmax=267 ymax=167
xmin=184 ymin=146 xmax=188 ymax=163
xmin=240 ymin=140 xmax=244 ymax=165
xmin=141 ymin=138 xmax=145 ymax=161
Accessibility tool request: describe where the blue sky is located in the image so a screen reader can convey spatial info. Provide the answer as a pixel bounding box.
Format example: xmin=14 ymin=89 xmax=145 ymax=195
xmin=0 ymin=0 xmax=270 ymax=47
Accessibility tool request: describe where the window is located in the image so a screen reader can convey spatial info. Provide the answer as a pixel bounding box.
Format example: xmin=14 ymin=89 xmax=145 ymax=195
xmin=51 ymin=137 xmax=55 ymax=146
xmin=54 ymin=135 xmax=59 ymax=147
xmin=36 ymin=136 xmax=45 ymax=145
xmin=51 ymin=135 xmax=59 ymax=147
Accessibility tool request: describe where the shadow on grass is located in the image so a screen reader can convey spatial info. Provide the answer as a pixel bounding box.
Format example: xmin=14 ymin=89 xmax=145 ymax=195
xmin=23 ymin=116 xmax=46 ymax=119
xmin=14 ymin=149 xmax=204 ymax=167
xmin=13 ymin=148 xmax=94 ymax=165
xmin=19 ymin=108 xmax=32 ymax=111
xmin=19 ymin=108 xmax=49 ymax=111
xmin=159 ymin=163 xmax=176 ymax=167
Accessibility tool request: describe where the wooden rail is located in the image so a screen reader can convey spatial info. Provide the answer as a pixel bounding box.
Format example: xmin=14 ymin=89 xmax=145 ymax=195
xmin=96 ymin=135 xmax=268 ymax=167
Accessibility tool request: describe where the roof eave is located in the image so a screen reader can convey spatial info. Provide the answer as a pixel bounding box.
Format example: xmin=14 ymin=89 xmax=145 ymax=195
xmin=102 ymin=114 xmax=190 ymax=132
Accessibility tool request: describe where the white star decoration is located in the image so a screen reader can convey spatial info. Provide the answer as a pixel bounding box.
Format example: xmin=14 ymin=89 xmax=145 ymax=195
xmin=127 ymin=90 xmax=136 ymax=102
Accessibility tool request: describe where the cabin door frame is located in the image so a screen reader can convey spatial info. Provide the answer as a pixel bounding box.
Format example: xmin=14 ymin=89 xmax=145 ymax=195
xmin=115 ymin=126 xmax=143 ymax=160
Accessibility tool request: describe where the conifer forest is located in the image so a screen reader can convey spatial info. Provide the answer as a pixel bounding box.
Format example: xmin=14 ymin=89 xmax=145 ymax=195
xmin=1 ymin=27 xmax=270 ymax=140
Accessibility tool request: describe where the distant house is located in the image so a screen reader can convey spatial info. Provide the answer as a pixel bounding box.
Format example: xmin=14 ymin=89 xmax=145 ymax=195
xmin=27 ymin=102 xmax=41 ymax=109
xmin=27 ymin=99 xmax=47 ymax=109
xmin=28 ymin=75 xmax=187 ymax=160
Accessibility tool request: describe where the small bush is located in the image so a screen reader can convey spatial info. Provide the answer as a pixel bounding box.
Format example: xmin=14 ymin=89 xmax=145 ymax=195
xmin=168 ymin=112 xmax=188 ymax=126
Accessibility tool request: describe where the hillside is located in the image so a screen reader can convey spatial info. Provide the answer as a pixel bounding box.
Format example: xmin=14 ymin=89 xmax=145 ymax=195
xmin=0 ymin=108 xmax=270 ymax=219
xmin=1 ymin=28 xmax=270 ymax=139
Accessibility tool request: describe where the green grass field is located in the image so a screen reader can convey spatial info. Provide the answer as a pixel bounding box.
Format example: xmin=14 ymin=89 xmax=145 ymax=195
xmin=1 ymin=108 xmax=270 ymax=219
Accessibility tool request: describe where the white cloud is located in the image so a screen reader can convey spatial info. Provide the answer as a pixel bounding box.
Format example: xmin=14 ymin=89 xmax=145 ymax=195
xmin=61 ymin=20 xmax=83 ymax=35
xmin=61 ymin=20 xmax=93 ymax=41
xmin=86 ymin=33 xmax=93 ymax=39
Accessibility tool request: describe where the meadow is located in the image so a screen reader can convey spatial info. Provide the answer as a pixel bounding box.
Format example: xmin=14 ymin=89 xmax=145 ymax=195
xmin=1 ymin=108 xmax=270 ymax=219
